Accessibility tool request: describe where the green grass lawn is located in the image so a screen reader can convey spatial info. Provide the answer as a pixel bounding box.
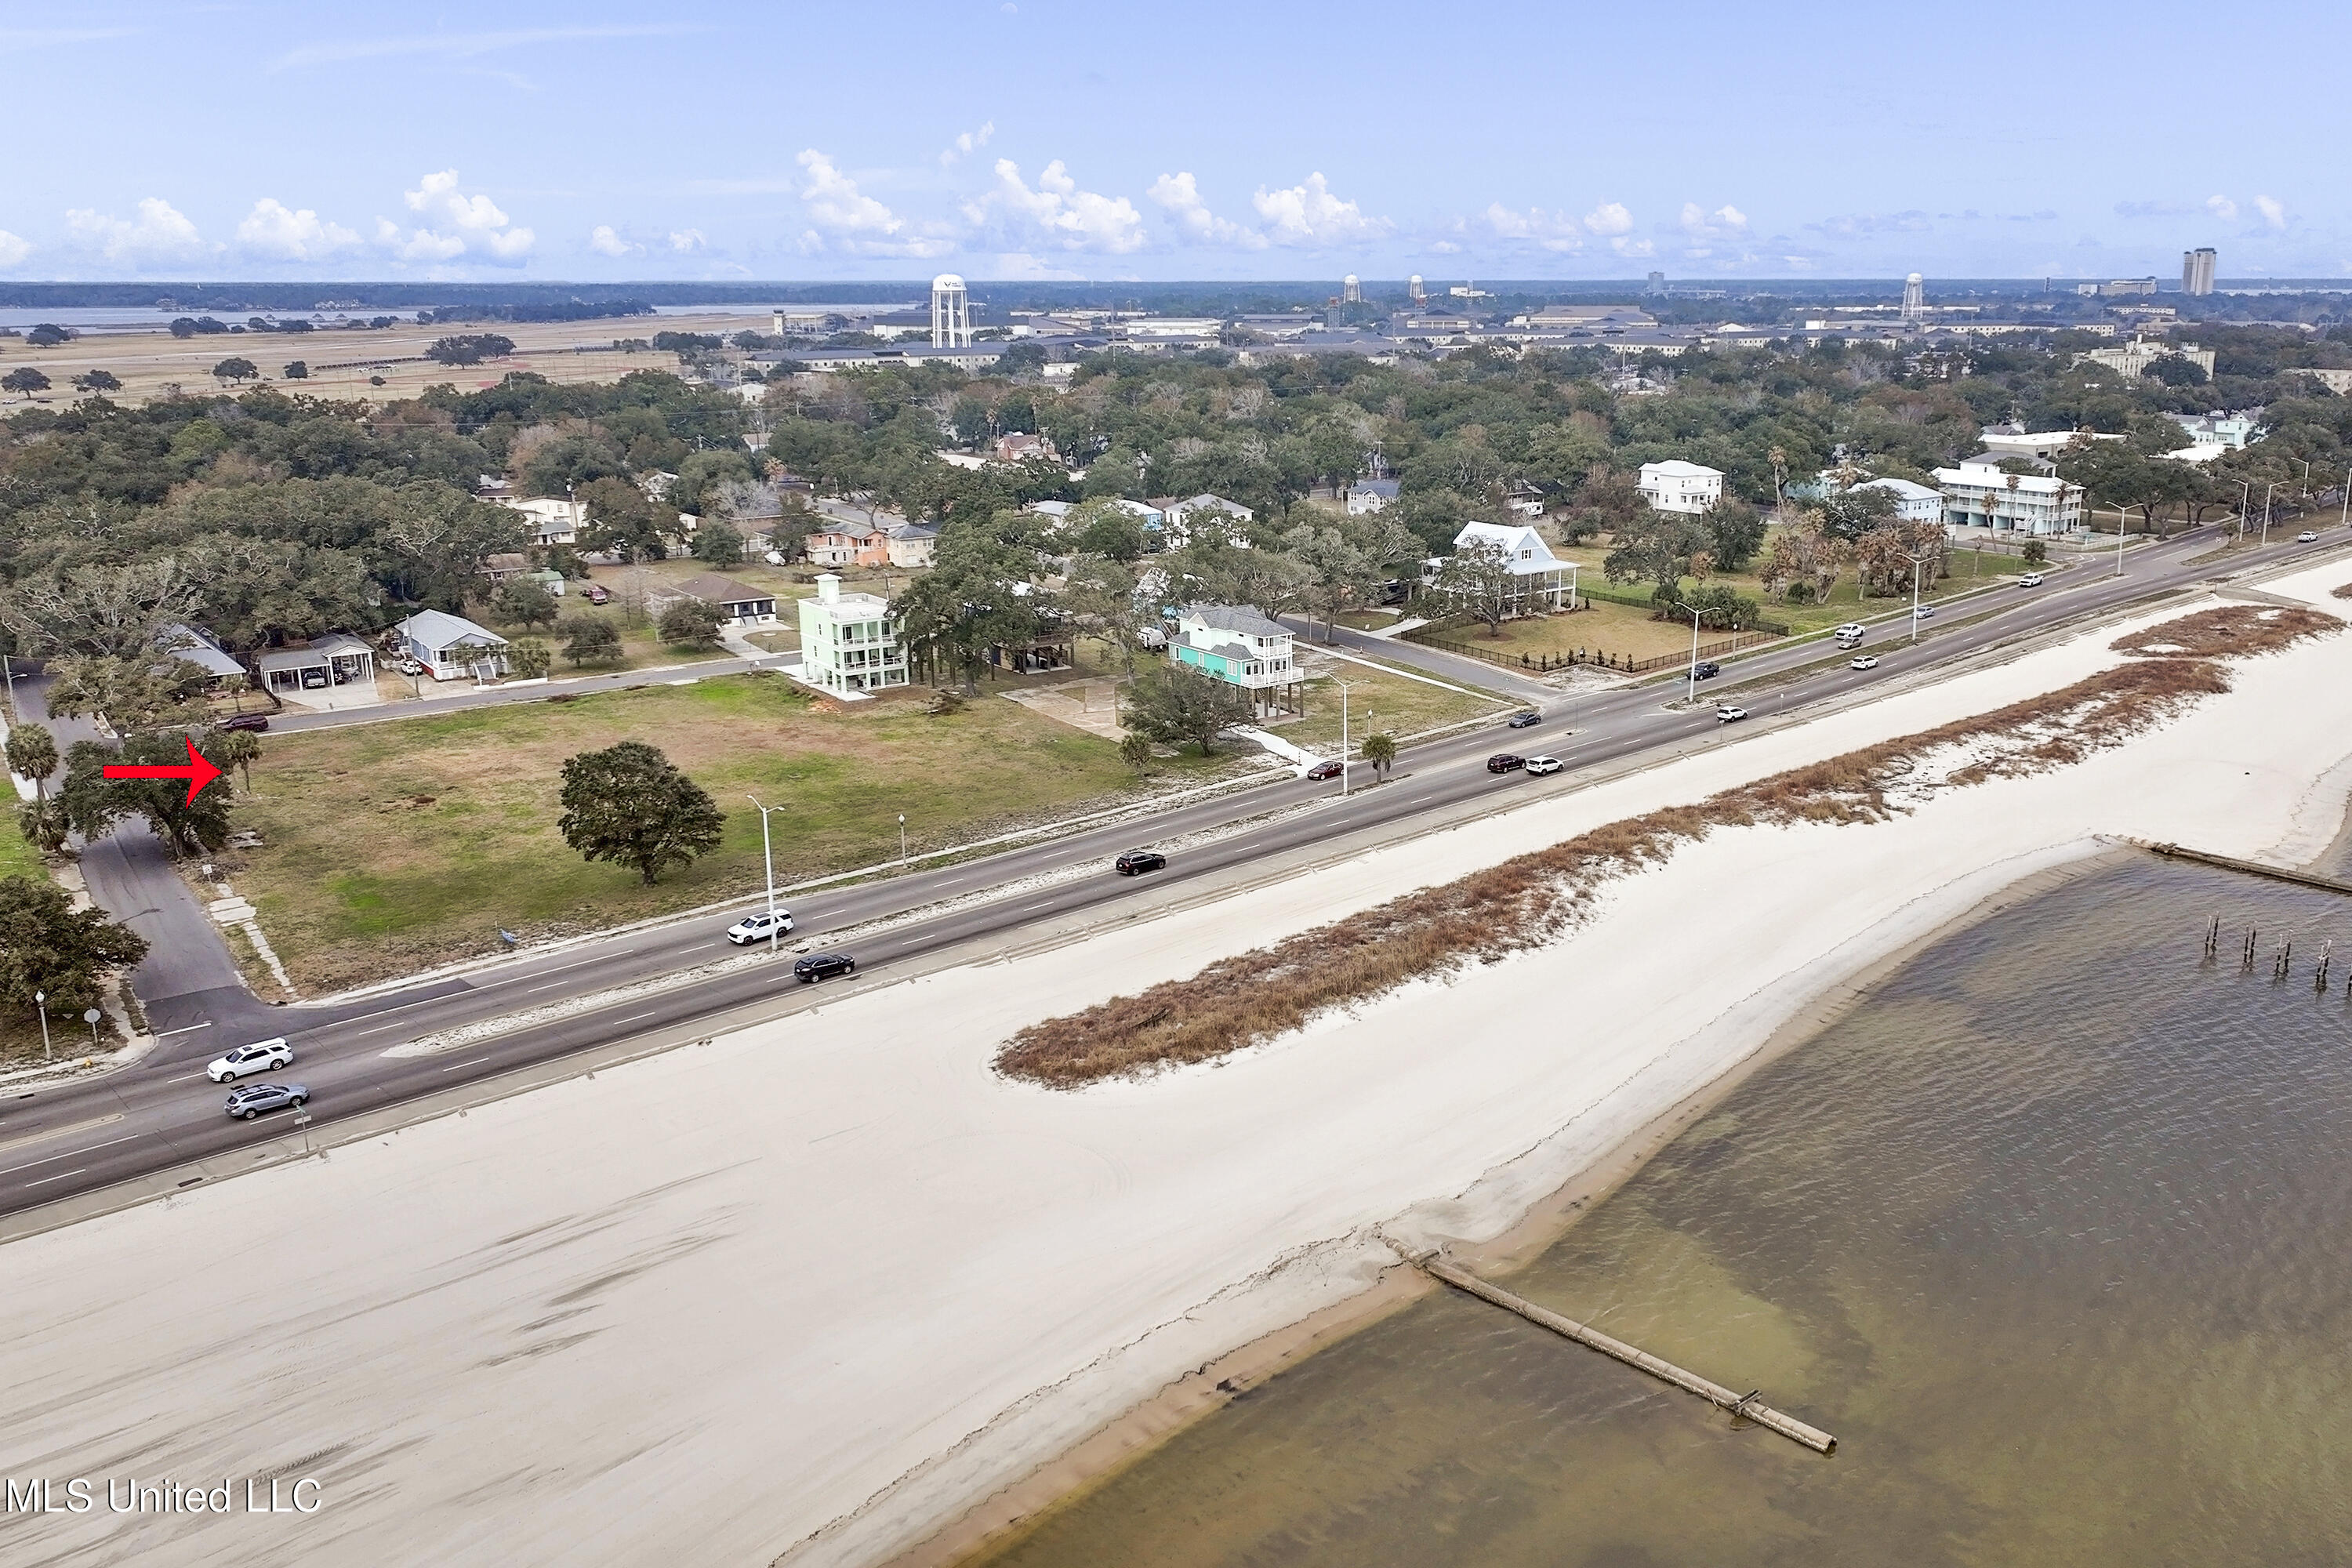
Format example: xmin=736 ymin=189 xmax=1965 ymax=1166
xmin=221 ymin=673 xmax=1198 ymax=993
xmin=0 ymin=806 xmax=42 ymax=880
xmin=1279 ymin=655 xmax=1509 ymax=750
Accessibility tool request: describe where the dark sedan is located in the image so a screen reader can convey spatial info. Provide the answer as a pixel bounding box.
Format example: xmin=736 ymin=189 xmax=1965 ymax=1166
xmin=1303 ymin=759 xmax=1344 ymax=780
xmin=218 ymin=713 xmax=270 ymax=733
xmin=793 ymin=952 xmax=857 ymax=982
xmin=1486 ymin=753 xmax=1526 ymax=774
xmin=223 ymin=1082 xmax=309 ymax=1120
xmin=1114 ymin=851 xmax=1167 ymax=875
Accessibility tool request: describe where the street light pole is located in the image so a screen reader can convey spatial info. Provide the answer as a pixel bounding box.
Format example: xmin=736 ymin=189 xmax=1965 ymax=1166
xmin=745 ymin=795 xmax=782 ymax=956
xmin=2238 ymin=479 xmax=2250 ymax=542
xmin=1334 ymin=677 xmax=1352 ymax=796
xmin=2261 ymin=481 xmax=2276 ymax=546
xmin=898 ymin=812 xmax=908 ymax=866
xmin=2115 ymin=506 xmax=2128 ymax=578
xmin=2341 ymin=466 xmax=2350 ymax=532
xmin=34 ymin=989 xmax=49 ymax=1063
xmin=1675 ymin=602 xmax=1702 ymax=704
xmin=1911 ymin=555 xmax=1925 ymax=642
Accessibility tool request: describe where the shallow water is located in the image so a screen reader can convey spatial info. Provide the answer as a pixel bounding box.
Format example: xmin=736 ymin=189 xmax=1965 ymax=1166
xmin=965 ymin=857 xmax=2352 ymax=1567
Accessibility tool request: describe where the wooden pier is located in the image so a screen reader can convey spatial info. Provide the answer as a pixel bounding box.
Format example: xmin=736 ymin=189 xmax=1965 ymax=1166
xmin=1416 ymin=1254 xmax=1838 ymax=1454
xmin=2144 ymin=842 xmax=2352 ymax=898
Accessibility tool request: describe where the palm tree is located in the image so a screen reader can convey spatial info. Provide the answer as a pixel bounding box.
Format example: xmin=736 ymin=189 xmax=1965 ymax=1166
xmin=1360 ymin=731 xmax=1398 ymax=781
xmin=4 ymin=720 xmax=58 ymax=800
xmin=211 ymin=728 xmax=262 ymax=791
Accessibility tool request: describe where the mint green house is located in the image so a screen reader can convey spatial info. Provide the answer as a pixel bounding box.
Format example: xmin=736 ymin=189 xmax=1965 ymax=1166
xmin=1171 ymin=604 xmax=1301 ymax=717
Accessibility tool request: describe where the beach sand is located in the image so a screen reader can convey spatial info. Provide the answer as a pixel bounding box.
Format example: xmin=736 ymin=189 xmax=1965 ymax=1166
xmin=6 ymin=565 xmax=2352 ymax=1568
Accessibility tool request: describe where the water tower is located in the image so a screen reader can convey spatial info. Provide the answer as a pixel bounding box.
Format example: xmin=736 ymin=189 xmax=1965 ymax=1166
xmin=1408 ymin=274 xmax=1425 ymax=303
xmin=931 ymin=274 xmax=971 ymax=348
xmin=1342 ymin=273 xmax=1362 ymax=304
xmin=1900 ymin=272 xmax=1926 ymax=323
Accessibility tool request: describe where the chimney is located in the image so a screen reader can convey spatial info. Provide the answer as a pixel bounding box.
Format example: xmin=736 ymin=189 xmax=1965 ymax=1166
xmin=816 ymin=572 xmax=841 ymax=603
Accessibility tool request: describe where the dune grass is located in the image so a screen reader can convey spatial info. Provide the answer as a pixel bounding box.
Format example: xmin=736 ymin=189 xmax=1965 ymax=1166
xmin=996 ymin=652 xmax=2247 ymax=1088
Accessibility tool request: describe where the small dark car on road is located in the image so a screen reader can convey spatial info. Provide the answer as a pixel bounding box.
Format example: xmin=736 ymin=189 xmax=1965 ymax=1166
xmin=793 ymin=952 xmax=857 ymax=982
xmin=1303 ymin=759 xmax=1343 ymax=780
xmin=223 ymin=1082 xmax=309 ymax=1120
xmin=1508 ymin=710 xmax=1541 ymax=728
xmin=218 ymin=713 xmax=270 ymax=733
xmin=1691 ymin=661 xmax=1721 ymax=679
xmin=1115 ymin=850 xmax=1167 ymax=875
xmin=1486 ymin=753 xmax=1526 ymax=774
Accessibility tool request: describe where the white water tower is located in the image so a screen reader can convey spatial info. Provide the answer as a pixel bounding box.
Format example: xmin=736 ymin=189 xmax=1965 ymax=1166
xmin=1407 ymin=274 xmax=1425 ymax=303
xmin=1342 ymin=273 xmax=1362 ymax=304
xmin=1900 ymin=272 xmax=1926 ymax=323
xmin=931 ymin=273 xmax=971 ymax=348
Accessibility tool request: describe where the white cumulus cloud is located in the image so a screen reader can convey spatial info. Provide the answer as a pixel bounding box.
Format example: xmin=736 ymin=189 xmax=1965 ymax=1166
xmin=2256 ymin=194 xmax=2286 ymax=230
xmin=1583 ymin=201 xmax=1634 ymax=235
xmin=389 ymin=169 xmax=532 ymax=261
xmin=235 ymin=198 xmax=359 ymax=260
xmin=668 ymin=228 xmax=706 ymax=253
xmin=0 ymin=230 xmax=31 ymax=267
xmin=796 ymin=149 xmax=953 ymax=258
xmin=2206 ymin=194 xmax=2238 ymax=222
xmin=939 ymin=121 xmax=996 ymax=167
xmin=972 ymin=158 xmax=1145 ymax=253
xmin=588 ymin=224 xmax=641 ymax=257
xmin=1480 ymin=203 xmax=1584 ymax=252
xmin=1679 ymin=202 xmax=1748 ymax=240
xmin=64 ymin=198 xmax=212 ymax=264
xmin=1250 ymin=172 xmax=1386 ymax=248
xmin=1146 ymin=172 xmax=1264 ymax=249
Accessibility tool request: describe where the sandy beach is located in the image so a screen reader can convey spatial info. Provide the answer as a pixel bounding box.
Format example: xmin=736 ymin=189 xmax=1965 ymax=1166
xmin=6 ymin=564 xmax=2352 ymax=1568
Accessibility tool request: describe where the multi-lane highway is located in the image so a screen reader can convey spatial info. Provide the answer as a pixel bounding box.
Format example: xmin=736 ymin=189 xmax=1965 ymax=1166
xmin=4 ymin=524 xmax=2342 ymax=1221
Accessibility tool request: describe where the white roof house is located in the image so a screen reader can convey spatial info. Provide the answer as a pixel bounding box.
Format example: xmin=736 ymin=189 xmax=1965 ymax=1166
xmin=1931 ymin=459 xmax=2085 ymax=536
xmin=1637 ymin=459 xmax=1724 ymax=514
xmin=1436 ymin=521 xmax=1576 ymax=615
xmin=495 ymin=495 xmax=584 ymax=546
xmin=1158 ymin=494 xmax=1251 ymax=549
xmin=394 ymin=610 xmax=510 ymax=681
xmin=1850 ymin=477 xmax=1946 ymax=524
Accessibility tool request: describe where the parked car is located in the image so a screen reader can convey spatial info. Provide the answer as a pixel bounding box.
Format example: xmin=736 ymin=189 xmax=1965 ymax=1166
xmin=2297 ymin=531 xmax=2320 ymax=543
xmin=2017 ymin=572 xmax=2045 ymax=587
xmin=1134 ymin=626 xmax=1169 ymax=652
xmin=1849 ymin=655 xmax=1880 ymax=670
xmin=1486 ymin=753 xmax=1526 ymax=774
xmin=1912 ymin=604 xmax=1936 ymax=619
xmin=208 ymin=1038 xmax=293 ymax=1083
xmin=223 ymin=1081 xmax=308 ymax=1120
xmin=1691 ymin=661 xmax=1720 ymax=679
xmin=1716 ymin=705 xmax=1750 ymax=723
xmin=1508 ymin=710 xmax=1541 ymax=728
xmin=217 ymin=713 xmax=270 ymax=733
xmin=1114 ymin=850 xmax=1167 ymax=876
xmin=299 ymin=668 xmax=329 ymax=688
xmin=1834 ymin=622 xmax=1866 ymax=640
xmin=793 ymin=952 xmax=856 ymax=982
xmin=726 ymin=909 xmax=794 ymax=945
xmin=394 ymin=656 xmax=424 ymax=677
xmin=1303 ymin=759 xmax=1344 ymax=780
xmin=583 ymin=585 xmax=612 ymax=605
xmin=1524 ymin=756 xmax=1563 ymax=776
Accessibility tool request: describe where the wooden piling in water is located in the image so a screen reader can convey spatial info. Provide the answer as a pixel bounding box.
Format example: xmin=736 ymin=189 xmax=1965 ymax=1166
xmin=2244 ymin=927 xmax=2259 ymax=971
xmin=2205 ymin=915 xmax=2221 ymax=960
xmin=2318 ymin=941 xmax=2333 ymax=993
xmin=1416 ymin=1255 xmax=1838 ymax=1455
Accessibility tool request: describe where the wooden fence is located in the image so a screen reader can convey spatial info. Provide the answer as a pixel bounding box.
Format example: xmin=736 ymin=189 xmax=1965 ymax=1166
xmin=1403 ymin=622 xmax=1782 ymax=675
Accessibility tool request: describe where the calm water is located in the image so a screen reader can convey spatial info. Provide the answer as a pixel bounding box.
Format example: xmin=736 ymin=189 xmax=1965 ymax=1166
xmin=967 ymin=856 xmax=2352 ymax=1567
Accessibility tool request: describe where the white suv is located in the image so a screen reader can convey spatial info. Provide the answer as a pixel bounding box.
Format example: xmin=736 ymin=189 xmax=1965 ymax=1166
xmin=1833 ymin=622 xmax=1866 ymax=641
xmin=208 ymin=1038 xmax=294 ymax=1083
xmin=726 ymin=910 xmax=796 ymax=945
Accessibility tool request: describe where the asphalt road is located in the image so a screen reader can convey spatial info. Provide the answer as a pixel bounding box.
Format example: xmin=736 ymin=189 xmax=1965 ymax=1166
xmin=5 ymin=524 xmax=2342 ymax=1220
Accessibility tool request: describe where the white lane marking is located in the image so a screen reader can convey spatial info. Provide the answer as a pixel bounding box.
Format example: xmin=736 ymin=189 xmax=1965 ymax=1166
xmin=154 ymin=1022 xmax=215 ymax=1038
xmin=439 ymin=1059 xmax=483 ymax=1073
xmin=0 ymin=1132 xmax=143 ymax=1177
xmin=608 ymin=1011 xmax=660 ymax=1025
xmin=25 ymin=1168 xmax=85 ymax=1186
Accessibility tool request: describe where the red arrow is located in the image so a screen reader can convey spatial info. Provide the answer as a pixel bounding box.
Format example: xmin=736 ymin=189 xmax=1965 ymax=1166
xmin=102 ymin=735 xmax=225 ymax=805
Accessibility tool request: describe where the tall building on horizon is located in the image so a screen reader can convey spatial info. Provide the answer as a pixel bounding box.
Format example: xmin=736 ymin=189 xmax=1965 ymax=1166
xmin=1644 ymin=270 xmax=1665 ymax=296
xmin=1901 ymin=271 xmax=1926 ymax=322
xmin=930 ymin=273 xmax=971 ymax=347
xmin=2183 ymin=247 xmax=2217 ymax=296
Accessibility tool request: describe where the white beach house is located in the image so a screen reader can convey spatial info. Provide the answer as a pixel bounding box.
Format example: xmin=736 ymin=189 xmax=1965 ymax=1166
xmin=1932 ymin=459 xmax=2086 ymax=536
xmin=1637 ymin=459 xmax=1724 ymax=514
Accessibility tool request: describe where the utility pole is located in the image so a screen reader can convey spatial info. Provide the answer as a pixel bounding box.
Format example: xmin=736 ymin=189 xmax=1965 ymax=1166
xmin=745 ymin=795 xmax=785 ymax=956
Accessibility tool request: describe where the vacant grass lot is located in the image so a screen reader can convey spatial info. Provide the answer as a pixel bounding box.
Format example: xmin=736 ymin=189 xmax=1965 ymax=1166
xmin=223 ymin=673 xmax=1199 ymax=993
xmin=1280 ymin=655 xmax=1509 ymax=750
xmin=0 ymin=809 xmax=41 ymax=880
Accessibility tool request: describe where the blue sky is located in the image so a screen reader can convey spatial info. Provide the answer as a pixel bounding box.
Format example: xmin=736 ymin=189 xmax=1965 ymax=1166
xmin=4 ymin=0 xmax=2347 ymax=283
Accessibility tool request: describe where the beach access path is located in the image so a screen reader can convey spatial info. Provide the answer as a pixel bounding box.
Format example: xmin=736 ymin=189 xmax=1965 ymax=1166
xmin=6 ymin=562 xmax=2352 ymax=1568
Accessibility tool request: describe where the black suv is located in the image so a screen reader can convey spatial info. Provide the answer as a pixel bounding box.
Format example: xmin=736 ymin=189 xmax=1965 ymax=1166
xmin=793 ymin=953 xmax=856 ymax=983
xmin=1115 ymin=851 xmax=1167 ymax=875
xmin=1692 ymin=661 xmax=1720 ymax=679
xmin=1486 ymin=753 xmax=1526 ymax=774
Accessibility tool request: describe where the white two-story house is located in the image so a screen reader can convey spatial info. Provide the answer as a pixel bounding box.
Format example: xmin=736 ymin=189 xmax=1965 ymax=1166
xmin=1637 ymin=459 xmax=1725 ymax=514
